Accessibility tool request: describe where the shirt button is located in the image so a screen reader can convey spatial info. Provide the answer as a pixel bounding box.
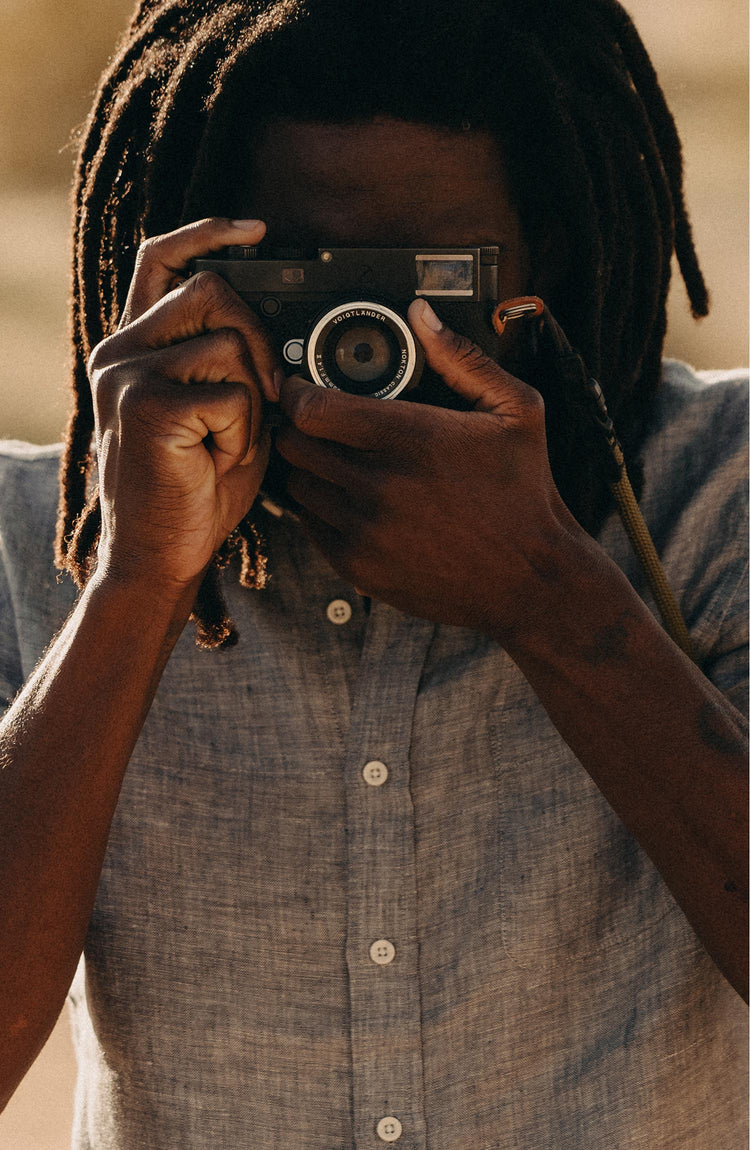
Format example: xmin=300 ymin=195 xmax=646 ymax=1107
xmin=326 ymin=598 xmax=352 ymax=625
xmin=369 ymin=938 xmax=396 ymax=965
xmin=362 ymin=760 xmax=388 ymax=787
xmin=377 ymin=1116 xmax=403 ymax=1142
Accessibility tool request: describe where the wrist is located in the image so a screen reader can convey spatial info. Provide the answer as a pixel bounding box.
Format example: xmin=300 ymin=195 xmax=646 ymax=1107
xmin=487 ymin=512 xmax=632 ymax=658
xmin=84 ymin=564 xmax=201 ymax=639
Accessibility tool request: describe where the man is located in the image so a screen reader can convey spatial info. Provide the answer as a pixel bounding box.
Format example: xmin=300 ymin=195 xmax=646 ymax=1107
xmin=0 ymin=0 xmax=747 ymax=1145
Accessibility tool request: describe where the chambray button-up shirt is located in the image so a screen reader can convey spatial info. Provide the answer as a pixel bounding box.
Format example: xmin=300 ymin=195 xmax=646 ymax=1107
xmin=0 ymin=361 xmax=747 ymax=1148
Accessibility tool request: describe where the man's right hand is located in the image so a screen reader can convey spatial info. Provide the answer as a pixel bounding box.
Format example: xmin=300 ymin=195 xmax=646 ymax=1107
xmin=0 ymin=222 xmax=287 ymax=1107
xmin=87 ymin=217 xmax=277 ymax=596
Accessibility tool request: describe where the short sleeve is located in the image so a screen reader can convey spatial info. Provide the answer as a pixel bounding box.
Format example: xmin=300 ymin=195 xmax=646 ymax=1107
xmin=0 ymin=530 xmax=24 ymax=713
xmin=700 ymin=558 xmax=748 ymax=717
xmin=0 ymin=441 xmax=74 ymax=710
xmin=621 ymin=364 xmax=749 ymax=714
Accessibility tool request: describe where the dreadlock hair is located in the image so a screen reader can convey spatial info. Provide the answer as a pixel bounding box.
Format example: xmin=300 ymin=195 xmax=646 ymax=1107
xmin=56 ymin=0 xmax=708 ymax=648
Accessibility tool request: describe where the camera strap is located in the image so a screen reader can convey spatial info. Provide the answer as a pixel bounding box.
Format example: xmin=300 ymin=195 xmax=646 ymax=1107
xmin=492 ymin=296 xmax=698 ymax=663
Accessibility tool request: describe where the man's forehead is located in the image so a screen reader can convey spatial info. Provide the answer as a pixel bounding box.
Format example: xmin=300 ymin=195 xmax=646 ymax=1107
xmin=237 ymin=115 xmax=521 ymax=248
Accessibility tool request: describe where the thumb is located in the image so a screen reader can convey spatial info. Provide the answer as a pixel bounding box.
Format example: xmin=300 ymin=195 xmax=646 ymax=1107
xmin=407 ymin=298 xmax=537 ymax=417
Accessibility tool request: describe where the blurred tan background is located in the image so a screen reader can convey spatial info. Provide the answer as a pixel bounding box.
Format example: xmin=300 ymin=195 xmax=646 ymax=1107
xmin=0 ymin=1 xmax=747 ymax=1147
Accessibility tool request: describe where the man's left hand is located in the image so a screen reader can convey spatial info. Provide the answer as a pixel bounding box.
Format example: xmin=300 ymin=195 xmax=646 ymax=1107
xmin=279 ymin=302 xmax=750 ymax=1004
xmin=276 ymin=298 xmax=584 ymax=639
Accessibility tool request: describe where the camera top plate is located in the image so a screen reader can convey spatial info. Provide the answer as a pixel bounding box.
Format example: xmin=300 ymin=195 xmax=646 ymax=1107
xmin=191 ymin=246 xmax=500 ymax=303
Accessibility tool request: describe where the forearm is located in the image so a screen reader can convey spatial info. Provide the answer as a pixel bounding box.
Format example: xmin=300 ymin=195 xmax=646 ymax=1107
xmin=0 ymin=572 xmax=194 ymax=1108
xmin=499 ymin=526 xmax=748 ymax=999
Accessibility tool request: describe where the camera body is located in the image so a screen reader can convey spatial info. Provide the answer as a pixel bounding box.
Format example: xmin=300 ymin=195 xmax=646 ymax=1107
xmin=191 ymin=245 xmax=502 ymax=399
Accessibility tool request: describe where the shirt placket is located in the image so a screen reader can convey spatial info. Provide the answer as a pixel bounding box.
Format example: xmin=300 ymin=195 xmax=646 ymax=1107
xmin=343 ymin=601 xmax=435 ymax=1149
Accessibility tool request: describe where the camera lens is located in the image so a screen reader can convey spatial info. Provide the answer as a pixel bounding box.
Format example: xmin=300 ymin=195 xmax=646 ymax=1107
xmin=305 ymin=301 xmax=422 ymax=399
xmin=333 ymin=323 xmax=397 ymax=386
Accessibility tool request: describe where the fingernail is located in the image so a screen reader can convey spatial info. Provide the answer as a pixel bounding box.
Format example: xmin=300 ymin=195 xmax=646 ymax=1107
xmin=231 ymin=218 xmax=263 ymax=229
xmin=418 ymin=299 xmax=444 ymax=332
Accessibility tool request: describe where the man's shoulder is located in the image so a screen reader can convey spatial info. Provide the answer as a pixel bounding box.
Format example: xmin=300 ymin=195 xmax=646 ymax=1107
xmin=0 ymin=442 xmax=73 ymax=702
xmin=0 ymin=439 xmax=63 ymax=472
xmin=0 ymin=440 xmax=64 ymax=462
xmin=0 ymin=439 xmax=63 ymax=498
xmin=603 ymin=360 xmax=747 ymax=600
xmin=650 ymin=359 xmax=748 ymax=456
xmin=640 ymin=361 xmax=747 ymax=508
xmin=625 ymin=363 xmax=747 ymax=663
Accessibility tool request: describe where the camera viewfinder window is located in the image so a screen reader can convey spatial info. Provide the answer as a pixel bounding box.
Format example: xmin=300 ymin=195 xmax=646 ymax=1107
xmin=415 ymin=254 xmax=474 ymax=296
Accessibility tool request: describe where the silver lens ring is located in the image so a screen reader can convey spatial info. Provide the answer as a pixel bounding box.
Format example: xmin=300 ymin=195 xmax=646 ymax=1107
xmin=305 ymin=300 xmax=420 ymax=399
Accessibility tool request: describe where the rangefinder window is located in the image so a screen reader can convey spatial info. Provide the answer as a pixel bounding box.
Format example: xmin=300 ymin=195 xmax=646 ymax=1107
xmin=415 ymin=253 xmax=474 ymax=296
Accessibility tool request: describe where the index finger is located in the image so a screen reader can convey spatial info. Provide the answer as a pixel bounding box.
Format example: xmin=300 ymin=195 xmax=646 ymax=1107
xmin=278 ymin=375 xmax=425 ymax=451
xmin=121 ymin=217 xmax=267 ymax=326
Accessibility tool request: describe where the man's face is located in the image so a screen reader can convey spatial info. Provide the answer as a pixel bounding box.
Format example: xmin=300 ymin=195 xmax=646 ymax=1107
xmin=241 ymin=116 xmax=528 ymax=265
xmin=235 ymin=116 xmax=533 ymax=387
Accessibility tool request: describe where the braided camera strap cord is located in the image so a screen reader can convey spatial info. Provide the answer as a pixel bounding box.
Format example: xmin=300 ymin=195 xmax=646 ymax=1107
xmin=583 ymin=378 xmax=697 ymax=662
xmin=492 ymin=297 xmax=698 ymax=663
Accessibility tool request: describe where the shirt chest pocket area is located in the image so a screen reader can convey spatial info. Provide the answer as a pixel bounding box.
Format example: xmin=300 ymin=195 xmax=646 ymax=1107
xmin=488 ymin=701 xmax=678 ymax=969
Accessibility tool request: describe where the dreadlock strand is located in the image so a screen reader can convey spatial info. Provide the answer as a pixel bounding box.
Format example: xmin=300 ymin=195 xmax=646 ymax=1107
xmin=66 ymin=490 xmax=103 ymax=590
xmin=610 ymin=9 xmax=709 ymax=316
xmin=236 ymin=518 xmax=269 ymax=590
xmin=56 ymin=363 xmax=94 ymax=545
xmin=530 ymin=23 xmax=672 ymax=420
xmin=503 ymin=27 xmax=606 ymax=359
xmin=495 ymin=15 xmax=673 ymax=528
xmin=143 ymin=33 xmax=238 ymax=237
xmin=180 ymin=9 xmax=306 ymax=223
xmin=591 ymin=66 xmax=678 ymax=416
xmin=496 ymin=26 xmax=618 ymax=529
xmin=73 ymin=0 xmax=196 ymax=219
xmin=191 ymin=564 xmax=239 ymax=649
xmin=58 ymin=42 xmax=181 ymax=576
xmin=77 ymin=84 xmax=153 ymax=344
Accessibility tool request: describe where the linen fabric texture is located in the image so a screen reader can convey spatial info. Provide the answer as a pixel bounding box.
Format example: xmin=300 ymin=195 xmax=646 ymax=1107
xmin=0 ymin=361 xmax=747 ymax=1148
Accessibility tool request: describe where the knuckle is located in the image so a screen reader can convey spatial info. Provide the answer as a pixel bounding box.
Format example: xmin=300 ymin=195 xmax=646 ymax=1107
xmin=451 ymin=332 xmax=495 ymax=375
xmin=213 ymin=325 xmax=248 ymax=363
xmin=520 ymin=384 xmax=546 ymax=423
xmin=90 ymin=360 xmax=123 ymax=406
xmin=90 ymin=359 xmax=141 ymax=428
xmin=115 ymin=379 xmax=177 ymax=440
xmin=290 ymin=383 xmax=327 ymax=430
xmin=197 ymin=215 xmax=234 ymax=232
xmin=137 ymin=234 xmax=160 ymax=258
xmin=187 ymin=269 xmax=232 ymax=303
xmin=226 ymin=379 xmax=254 ymax=415
xmin=87 ymin=333 xmax=117 ymax=377
xmin=115 ymin=378 xmax=148 ymax=423
xmin=184 ymin=270 xmax=239 ymax=321
xmin=133 ymin=234 xmax=164 ymax=272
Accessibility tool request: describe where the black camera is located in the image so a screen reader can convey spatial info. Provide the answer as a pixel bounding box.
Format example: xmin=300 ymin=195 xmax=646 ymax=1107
xmin=191 ymin=245 xmax=501 ymax=399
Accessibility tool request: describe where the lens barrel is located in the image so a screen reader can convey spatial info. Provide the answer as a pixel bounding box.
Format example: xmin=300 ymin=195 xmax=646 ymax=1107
xmin=304 ymin=300 xmax=423 ymax=398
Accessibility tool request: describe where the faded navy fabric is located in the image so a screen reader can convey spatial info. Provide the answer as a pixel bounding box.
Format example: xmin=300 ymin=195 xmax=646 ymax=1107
xmin=0 ymin=361 xmax=747 ymax=1148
